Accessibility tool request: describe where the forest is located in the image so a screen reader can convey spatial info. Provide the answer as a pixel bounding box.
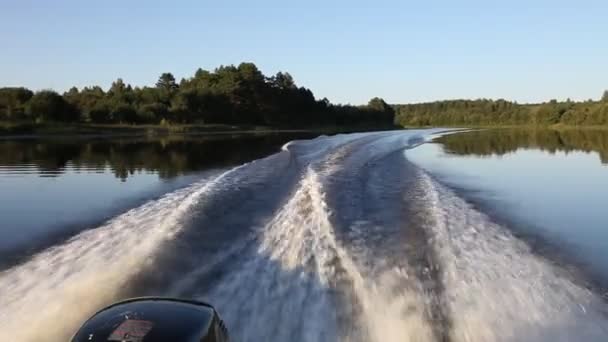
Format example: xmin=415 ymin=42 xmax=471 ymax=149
xmin=2 ymin=62 xmax=607 ymax=129
xmin=0 ymin=62 xmax=394 ymax=128
xmin=394 ymin=92 xmax=608 ymax=127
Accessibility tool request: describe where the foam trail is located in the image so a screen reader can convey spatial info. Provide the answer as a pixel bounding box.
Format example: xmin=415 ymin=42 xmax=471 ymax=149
xmin=0 ymin=167 xmax=240 ymax=341
xmin=419 ymin=172 xmax=608 ymax=342
xmin=194 ymin=166 xmax=433 ymax=342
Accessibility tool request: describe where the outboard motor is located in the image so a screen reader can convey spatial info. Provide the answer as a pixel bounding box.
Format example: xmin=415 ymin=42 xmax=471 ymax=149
xmin=71 ymin=297 xmax=229 ymax=342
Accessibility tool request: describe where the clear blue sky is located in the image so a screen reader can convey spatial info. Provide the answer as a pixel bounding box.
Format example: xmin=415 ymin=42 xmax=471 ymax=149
xmin=1 ymin=0 xmax=607 ymax=104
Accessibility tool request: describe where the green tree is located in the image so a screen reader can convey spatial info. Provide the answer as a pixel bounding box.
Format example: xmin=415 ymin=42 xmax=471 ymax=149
xmin=109 ymin=78 xmax=128 ymax=96
xmin=271 ymin=72 xmax=296 ymax=90
xmin=154 ymin=73 xmax=179 ymax=107
xmin=110 ymin=104 xmax=137 ymax=123
xmin=0 ymin=87 xmax=33 ymax=120
xmin=137 ymin=103 xmax=168 ymax=123
xmin=26 ymin=90 xmax=78 ymax=122
xmin=66 ymin=86 xmax=106 ymax=122
xmin=89 ymin=102 xmax=111 ymax=123
xmin=602 ymin=90 xmax=608 ymax=102
xmin=367 ymin=97 xmax=392 ymax=112
xmin=156 ymin=73 xmax=179 ymax=92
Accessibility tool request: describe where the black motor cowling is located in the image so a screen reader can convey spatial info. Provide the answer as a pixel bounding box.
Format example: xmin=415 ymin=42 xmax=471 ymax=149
xmin=71 ymin=297 xmax=228 ymax=342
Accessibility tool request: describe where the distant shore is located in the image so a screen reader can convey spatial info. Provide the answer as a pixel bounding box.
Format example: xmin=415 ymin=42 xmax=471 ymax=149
xmin=3 ymin=122 xmax=606 ymax=140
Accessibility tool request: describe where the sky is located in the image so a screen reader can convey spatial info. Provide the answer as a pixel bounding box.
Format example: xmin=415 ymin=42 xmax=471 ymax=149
xmin=1 ymin=0 xmax=607 ymax=105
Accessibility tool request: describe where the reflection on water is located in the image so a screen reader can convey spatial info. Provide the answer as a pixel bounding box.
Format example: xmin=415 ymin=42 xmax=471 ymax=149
xmin=407 ymin=128 xmax=608 ymax=286
xmin=436 ymin=128 xmax=608 ymax=164
xmin=0 ymin=133 xmax=317 ymax=180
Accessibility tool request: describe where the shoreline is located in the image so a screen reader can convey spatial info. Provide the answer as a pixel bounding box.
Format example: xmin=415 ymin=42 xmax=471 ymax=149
xmin=2 ymin=123 xmax=606 ymax=140
xmin=0 ymin=123 xmax=398 ymax=140
xmin=401 ymin=124 xmax=608 ymax=130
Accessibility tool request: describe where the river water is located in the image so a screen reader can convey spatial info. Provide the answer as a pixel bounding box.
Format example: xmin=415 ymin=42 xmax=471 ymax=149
xmin=0 ymin=129 xmax=607 ymax=341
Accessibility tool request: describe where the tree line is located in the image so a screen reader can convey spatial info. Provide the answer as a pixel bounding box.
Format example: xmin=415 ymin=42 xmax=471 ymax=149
xmin=394 ymin=93 xmax=608 ymax=127
xmin=0 ymin=62 xmax=394 ymax=128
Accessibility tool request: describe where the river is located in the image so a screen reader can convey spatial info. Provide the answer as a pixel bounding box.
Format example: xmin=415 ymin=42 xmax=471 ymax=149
xmin=0 ymin=129 xmax=607 ymax=341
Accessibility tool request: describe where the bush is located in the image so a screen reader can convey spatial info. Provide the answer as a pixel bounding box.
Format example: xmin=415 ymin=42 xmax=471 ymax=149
xmin=89 ymin=103 xmax=112 ymax=123
xmin=110 ymin=104 xmax=137 ymax=123
xmin=137 ymin=103 xmax=168 ymax=124
xmin=26 ymin=90 xmax=78 ymax=122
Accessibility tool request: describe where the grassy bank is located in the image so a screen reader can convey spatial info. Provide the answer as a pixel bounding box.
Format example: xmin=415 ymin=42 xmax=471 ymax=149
xmin=401 ymin=124 xmax=608 ymax=131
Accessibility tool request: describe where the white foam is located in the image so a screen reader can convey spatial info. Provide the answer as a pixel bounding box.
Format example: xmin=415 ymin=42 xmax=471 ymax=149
xmin=0 ymin=168 xmax=240 ymax=341
xmin=419 ymin=172 xmax=608 ymax=342
xmin=203 ymin=166 xmax=434 ymax=342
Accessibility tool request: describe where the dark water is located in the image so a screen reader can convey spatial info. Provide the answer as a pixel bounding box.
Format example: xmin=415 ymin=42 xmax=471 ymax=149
xmin=1 ymin=129 xmax=608 ymax=342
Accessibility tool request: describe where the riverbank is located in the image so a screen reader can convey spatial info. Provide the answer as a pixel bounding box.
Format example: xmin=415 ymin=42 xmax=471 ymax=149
xmin=0 ymin=122 xmax=398 ymax=139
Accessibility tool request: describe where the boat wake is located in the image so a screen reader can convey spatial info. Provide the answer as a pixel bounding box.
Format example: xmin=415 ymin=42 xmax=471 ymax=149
xmin=0 ymin=130 xmax=606 ymax=341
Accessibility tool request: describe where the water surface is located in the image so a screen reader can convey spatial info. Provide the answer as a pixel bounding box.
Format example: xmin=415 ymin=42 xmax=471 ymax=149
xmin=1 ymin=129 xmax=607 ymax=342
